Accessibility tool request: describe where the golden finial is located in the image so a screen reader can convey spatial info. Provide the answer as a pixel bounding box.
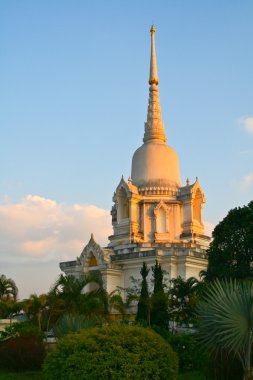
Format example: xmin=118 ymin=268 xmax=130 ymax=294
xmin=150 ymin=25 xmax=156 ymax=33
xmin=149 ymin=25 xmax=159 ymax=85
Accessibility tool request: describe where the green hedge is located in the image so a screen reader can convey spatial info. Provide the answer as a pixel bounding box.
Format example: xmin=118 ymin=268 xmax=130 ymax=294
xmin=151 ymin=327 xmax=208 ymax=373
xmin=43 ymin=324 xmax=178 ymax=380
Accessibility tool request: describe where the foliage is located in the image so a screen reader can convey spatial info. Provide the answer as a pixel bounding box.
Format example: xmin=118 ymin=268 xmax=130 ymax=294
xmin=168 ymin=276 xmax=201 ymax=325
xmin=18 ymin=272 xmax=109 ymax=334
xmin=207 ymin=351 xmax=244 ymax=380
xmin=178 ymin=371 xmax=208 ymax=380
xmin=22 ymin=293 xmax=48 ymax=332
xmin=151 ymin=326 xmax=208 ymax=373
xmin=0 ymin=371 xmax=43 ymax=380
xmin=0 ymin=275 xmax=19 ymax=319
xmin=0 ymin=275 xmax=18 ymax=300
xmin=202 ymin=201 xmax=253 ymax=281
xmin=0 ymin=322 xmax=43 ymax=343
xmin=150 ymin=260 xmax=169 ymax=328
xmin=0 ymin=334 xmax=45 ymax=371
xmin=136 ymin=262 xmax=150 ymax=324
xmin=0 ymin=299 xmax=22 ymax=319
xmin=51 ymin=273 xmax=108 ymax=317
xmin=43 ymin=324 xmax=178 ymax=380
xmin=196 ymin=279 xmax=253 ymax=379
xmin=53 ymin=313 xmax=99 ymax=338
xmin=168 ymin=333 xmax=208 ymax=373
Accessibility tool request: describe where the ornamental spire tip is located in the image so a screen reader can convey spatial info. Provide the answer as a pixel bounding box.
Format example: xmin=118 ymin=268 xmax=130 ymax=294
xmin=144 ymin=25 xmax=166 ymax=143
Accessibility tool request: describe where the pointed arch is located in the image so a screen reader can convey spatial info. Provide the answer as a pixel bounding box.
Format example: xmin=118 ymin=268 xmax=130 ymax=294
xmin=112 ymin=177 xmax=131 ymax=224
xmin=80 ymin=234 xmax=110 ymax=268
xmin=87 ymin=252 xmax=98 ymax=267
xmin=154 ymin=202 xmax=171 ymax=242
xmin=117 ymin=187 xmax=129 ymax=223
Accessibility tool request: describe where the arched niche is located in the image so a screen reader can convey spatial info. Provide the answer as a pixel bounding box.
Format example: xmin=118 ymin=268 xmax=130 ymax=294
xmin=117 ymin=187 xmax=129 ymax=223
xmin=156 ymin=207 xmax=167 ymax=233
xmin=88 ymin=252 xmax=98 ymax=267
xmin=154 ymin=202 xmax=170 ymax=242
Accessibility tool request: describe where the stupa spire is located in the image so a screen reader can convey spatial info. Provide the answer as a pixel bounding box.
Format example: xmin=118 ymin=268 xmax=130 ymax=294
xmin=143 ymin=25 xmax=166 ymax=143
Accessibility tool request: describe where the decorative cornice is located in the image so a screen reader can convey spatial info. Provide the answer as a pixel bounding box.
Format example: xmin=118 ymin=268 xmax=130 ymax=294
xmin=138 ymin=185 xmax=179 ymax=196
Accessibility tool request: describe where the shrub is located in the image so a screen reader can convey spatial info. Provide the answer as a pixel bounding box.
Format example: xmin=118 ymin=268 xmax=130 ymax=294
xmin=168 ymin=333 xmax=208 ymax=372
xmin=0 ymin=334 xmax=45 ymax=371
xmin=43 ymin=324 xmax=178 ymax=380
xmin=3 ymin=321 xmax=42 ymax=338
xmin=151 ymin=327 xmax=208 ymax=373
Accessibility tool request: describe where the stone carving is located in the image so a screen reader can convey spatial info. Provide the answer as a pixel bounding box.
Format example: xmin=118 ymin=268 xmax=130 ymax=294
xmin=80 ymin=234 xmax=109 ymax=267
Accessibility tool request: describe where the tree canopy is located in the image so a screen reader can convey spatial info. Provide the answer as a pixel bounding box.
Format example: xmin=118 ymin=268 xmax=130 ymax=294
xmin=203 ymin=201 xmax=253 ymax=281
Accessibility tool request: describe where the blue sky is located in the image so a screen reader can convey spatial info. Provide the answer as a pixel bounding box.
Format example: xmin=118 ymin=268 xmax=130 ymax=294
xmin=1 ymin=1 xmax=253 ymax=298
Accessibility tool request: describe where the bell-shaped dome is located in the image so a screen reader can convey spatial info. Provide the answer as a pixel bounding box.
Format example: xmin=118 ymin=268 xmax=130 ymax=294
xmin=131 ymin=25 xmax=181 ymax=189
xmin=131 ymin=141 xmax=181 ymax=188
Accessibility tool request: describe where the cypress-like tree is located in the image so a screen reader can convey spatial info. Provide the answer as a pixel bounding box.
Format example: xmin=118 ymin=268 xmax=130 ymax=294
xmin=150 ymin=260 xmax=169 ymax=328
xmin=136 ymin=262 xmax=150 ymax=325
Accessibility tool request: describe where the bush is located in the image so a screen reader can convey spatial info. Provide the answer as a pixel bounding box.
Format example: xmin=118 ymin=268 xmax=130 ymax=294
xmin=43 ymin=324 xmax=178 ymax=380
xmin=168 ymin=333 xmax=209 ymax=372
xmin=0 ymin=334 xmax=45 ymax=371
xmin=1 ymin=322 xmax=42 ymax=340
xmin=151 ymin=327 xmax=208 ymax=373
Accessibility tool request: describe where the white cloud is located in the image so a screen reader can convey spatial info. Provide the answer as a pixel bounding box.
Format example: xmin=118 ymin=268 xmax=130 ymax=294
xmin=239 ymin=173 xmax=253 ymax=192
xmin=239 ymin=116 xmax=253 ymax=134
xmin=0 ymin=195 xmax=112 ymax=263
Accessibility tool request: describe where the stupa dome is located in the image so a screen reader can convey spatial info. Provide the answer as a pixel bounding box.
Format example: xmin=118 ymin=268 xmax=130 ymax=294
xmin=131 ymin=141 xmax=181 ymax=188
xmin=131 ymin=25 xmax=181 ymax=189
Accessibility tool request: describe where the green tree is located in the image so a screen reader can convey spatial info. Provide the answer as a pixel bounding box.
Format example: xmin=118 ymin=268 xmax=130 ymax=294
xmin=108 ymin=290 xmax=135 ymax=321
xmin=196 ymin=279 xmax=253 ymax=380
xmin=0 ymin=274 xmax=18 ymax=300
xmin=168 ymin=276 xmax=200 ymax=325
xmin=136 ymin=262 xmax=150 ymax=325
xmin=202 ymin=201 xmax=253 ymax=281
xmin=51 ymin=273 xmax=108 ymax=318
xmin=150 ymin=260 xmax=169 ymax=328
xmin=0 ymin=274 xmax=20 ymax=320
xmin=22 ymin=293 xmax=48 ymax=332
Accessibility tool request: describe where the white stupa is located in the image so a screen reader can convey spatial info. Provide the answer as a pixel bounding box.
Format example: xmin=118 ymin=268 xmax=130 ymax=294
xmin=60 ymin=26 xmax=210 ymax=297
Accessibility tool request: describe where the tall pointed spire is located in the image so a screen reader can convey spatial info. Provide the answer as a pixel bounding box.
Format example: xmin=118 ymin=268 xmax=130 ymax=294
xmin=143 ymin=25 xmax=166 ymax=143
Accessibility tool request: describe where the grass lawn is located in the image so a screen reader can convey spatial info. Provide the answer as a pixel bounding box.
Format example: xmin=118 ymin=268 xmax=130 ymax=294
xmin=0 ymin=370 xmax=208 ymax=380
xmin=0 ymin=371 xmax=43 ymax=380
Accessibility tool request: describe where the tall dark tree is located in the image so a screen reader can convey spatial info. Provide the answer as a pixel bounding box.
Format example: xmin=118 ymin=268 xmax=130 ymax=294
xmin=136 ymin=262 xmax=150 ymax=325
xmin=150 ymin=260 xmax=169 ymax=328
xmin=203 ymin=201 xmax=253 ymax=281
